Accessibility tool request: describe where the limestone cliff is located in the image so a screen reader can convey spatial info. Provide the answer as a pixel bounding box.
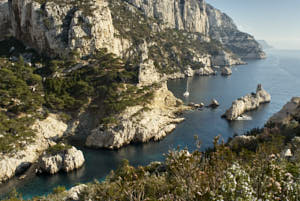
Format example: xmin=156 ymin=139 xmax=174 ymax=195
xmin=206 ymin=4 xmax=266 ymax=59
xmin=85 ymin=82 xmax=189 ymax=149
xmin=3 ymin=0 xmax=263 ymax=80
xmin=0 ymin=0 xmax=10 ymax=40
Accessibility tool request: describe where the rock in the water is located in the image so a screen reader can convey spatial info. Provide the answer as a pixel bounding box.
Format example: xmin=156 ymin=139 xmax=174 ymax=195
xmin=196 ymin=66 xmax=216 ymax=76
xmin=223 ymin=84 xmax=271 ymax=120
xmin=209 ymin=99 xmax=220 ymax=108
xmin=38 ymin=147 xmax=85 ymax=175
xmin=221 ymin=67 xmax=232 ymax=76
xmin=188 ymin=102 xmax=205 ymax=109
xmin=268 ymin=97 xmax=300 ymax=125
xmin=85 ymin=82 xmax=189 ymax=149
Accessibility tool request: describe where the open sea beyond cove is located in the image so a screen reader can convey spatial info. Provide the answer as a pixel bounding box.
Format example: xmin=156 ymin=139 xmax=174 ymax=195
xmin=1 ymin=49 xmax=300 ymax=199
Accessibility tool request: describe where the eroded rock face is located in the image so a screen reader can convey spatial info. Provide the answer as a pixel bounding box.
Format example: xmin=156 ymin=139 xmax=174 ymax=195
xmin=0 ymin=0 xmax=10 ymax=40
xmin=224 ymin=84 xmax=271 ymax=120
xmin=0 ymin=114 xmax=67 ymax=183
xmin=125 ymin=0 xmax=210 ymax=36
xmin=268 ymin=97 xmax=300 ymax=125
xmin=38 ymin=147 xmax=85 ymax=174
xmin=9 ymin=0 xmax=130 ymax=57
xmin=86 ymin=82 xmax=189 ymax=149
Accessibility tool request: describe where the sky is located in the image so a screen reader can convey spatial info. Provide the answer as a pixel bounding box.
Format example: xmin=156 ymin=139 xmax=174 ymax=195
xmin=206 ymin=0 xmax=300 ymax=49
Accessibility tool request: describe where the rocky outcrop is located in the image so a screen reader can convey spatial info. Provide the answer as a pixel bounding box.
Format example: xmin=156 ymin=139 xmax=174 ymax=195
xmin=196 ymin=66 xmax=216 ymax=76
xmin=221 ymin=67 xmax=232 ymax=76
xmin=223 ymin=84 xmax=271 ymax=120
xmin=268 ymin=97 xmax=300 ymax=125
xmin=86 ymin=82 xmax=189 ymax=149
xmin=211 ymin=50 xmax=244 ymax=66
xmin=0 ymin=0 xmax=10 ymax=40
xmin=0 ymin=114 xmax=67 ymax=183
xmin=38 ymin=146 xmax=85 ymax=174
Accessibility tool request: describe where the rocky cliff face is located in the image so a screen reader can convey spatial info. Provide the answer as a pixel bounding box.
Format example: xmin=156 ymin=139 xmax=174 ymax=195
xmin=206 ymin=4 xmax=265 ymax=59
xmin=8 ymin=0 xmax=130 ymax=57
xmin=4 ymin=0 xmax=264 ymax=79
xmin=125 ymin=0 xmax=210 ymax=36
xmin=0 ymin=0 xmax=10 ymax=40
xmin=85 ymin=82 xmax=189 ymax=149
xmin=0 ymin=114 xmax=67 ymax=183
xmin=268 ymin=97 xmax=300 ymax=125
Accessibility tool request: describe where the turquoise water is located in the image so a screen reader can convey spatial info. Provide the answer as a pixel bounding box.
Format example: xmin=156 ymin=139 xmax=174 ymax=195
xmin=1 ymin=49 xmax=300 ymax=199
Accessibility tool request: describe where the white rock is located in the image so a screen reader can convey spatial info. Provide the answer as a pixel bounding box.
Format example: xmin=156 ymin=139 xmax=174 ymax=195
xmin=66 ymin=184 xmax=87 ymax=201
xmin=184 ymin=67 xmax=194 ymax=77
xmin=86 ymin=82 xmax=188 ymax=149
xmin=0 ymin=114 xmax=67 ymax=183
xmin=195 ymin=66 xmax=216 ymax=76
xmin=221 ymin=66 xmax=232 ymax=76
xmin=224 ymin=84 xmax=271 ymax=120
xmin=38 ymin=147 xmax=85 ymax=174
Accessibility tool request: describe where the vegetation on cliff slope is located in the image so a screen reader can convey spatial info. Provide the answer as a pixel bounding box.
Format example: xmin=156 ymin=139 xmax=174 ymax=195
xmin=109 ymin=0 xmax=230 ymax=74
xmin=0 ymin=38 xmax=154 ymax=153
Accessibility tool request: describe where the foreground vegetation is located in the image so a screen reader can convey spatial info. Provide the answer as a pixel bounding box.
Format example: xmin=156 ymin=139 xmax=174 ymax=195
xmin=4 ymin=122 xmax=300 ymax=201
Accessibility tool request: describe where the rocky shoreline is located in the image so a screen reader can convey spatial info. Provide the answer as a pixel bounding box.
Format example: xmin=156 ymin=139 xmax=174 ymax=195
xmin=0 ymin=114 xmax=68 ymax=183
xmin=86 ymin=82 xmax=190 ymax=149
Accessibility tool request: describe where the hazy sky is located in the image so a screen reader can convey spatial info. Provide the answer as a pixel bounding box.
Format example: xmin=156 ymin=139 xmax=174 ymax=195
xmin=206 ymin=0 xmax=300 ymax=49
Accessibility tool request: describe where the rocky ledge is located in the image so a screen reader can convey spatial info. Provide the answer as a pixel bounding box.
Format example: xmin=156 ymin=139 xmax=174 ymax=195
xmin=223 ymin=84 xmax=271 ymax=120
xmin=38 ymin=146 xmax=85 ymax=175
xmin=85 ymin=82 xmax=189 ymax=149
xmin=268 ymin=97 xmax=300 ymax=125
xmin=0 ymin=114 xmax=68 ymax=183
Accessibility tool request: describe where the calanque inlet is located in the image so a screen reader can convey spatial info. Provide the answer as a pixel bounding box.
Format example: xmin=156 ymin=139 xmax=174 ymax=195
xmin=0 ymin=0 xmax=299 ymax=200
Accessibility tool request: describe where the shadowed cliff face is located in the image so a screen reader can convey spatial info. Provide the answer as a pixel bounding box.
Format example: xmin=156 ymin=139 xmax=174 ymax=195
xmin=0 ymin=0 xmax=10 ymax=40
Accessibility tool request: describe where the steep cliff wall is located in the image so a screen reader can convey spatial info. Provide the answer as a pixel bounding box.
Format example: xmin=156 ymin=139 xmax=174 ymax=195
xmin=124 ymin=0 xmax=265 ymax=60
xmin=8 ymin=0 xmax=130 ymax=57
xmin=0 ymin=0 xmax=10 ymax=40
xmin=124 ymin=0 xmax=210 ymax=36
xmin=206 ymin=4 xmax=266 ymax=59
xmin=5 ymin=0 xmax=262 ymax=79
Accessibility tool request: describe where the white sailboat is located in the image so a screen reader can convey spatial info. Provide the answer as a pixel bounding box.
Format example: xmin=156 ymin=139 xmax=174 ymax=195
xmin=183 ymin=77 xmax=191 ymax=97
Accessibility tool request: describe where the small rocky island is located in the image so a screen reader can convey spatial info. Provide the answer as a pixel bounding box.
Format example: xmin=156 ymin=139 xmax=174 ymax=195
xmin=38 ymin=145 xmax=85 ymax=175
xmin=223 ymin=84 xmax=271 ymax=120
